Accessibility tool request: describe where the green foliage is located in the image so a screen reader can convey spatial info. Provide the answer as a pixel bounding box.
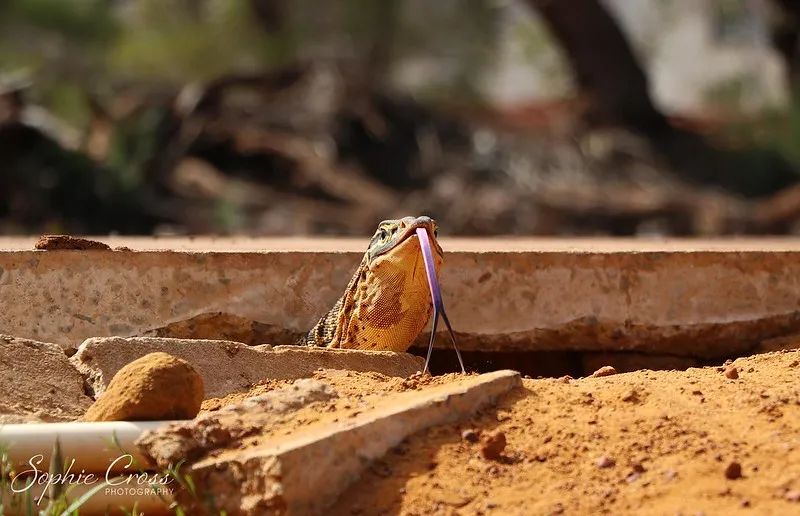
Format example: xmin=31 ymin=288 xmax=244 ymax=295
xmin=0 ymin=438 xmax=112 ymax=516
xmin=109 ymin=0 xmax=287 ymax=83
xmin=727 ymin=91 xmax=800 ymax=167
xmin=0 ymin=0 xmax=117 ymax=42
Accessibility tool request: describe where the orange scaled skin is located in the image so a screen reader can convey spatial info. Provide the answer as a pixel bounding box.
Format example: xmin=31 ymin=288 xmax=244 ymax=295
xmin=305 ymin=216 xmax=442 ymax=352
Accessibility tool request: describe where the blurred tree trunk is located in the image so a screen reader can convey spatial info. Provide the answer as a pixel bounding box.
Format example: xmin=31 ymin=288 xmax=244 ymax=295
xmin=769 ymin=0 xmax=800 ymax=86
xmin=250 ymin=0 xmax=286 ymax=32
xmin=526 ymin=0 xmax=798 ymax=197
xmin=526 ymin=0 xmax=670 ymax=134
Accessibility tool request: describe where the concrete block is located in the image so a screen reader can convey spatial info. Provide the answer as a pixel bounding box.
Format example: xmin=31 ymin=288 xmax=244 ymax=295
xmin=70 ymin=337 xmax=424 ymax=398
xmin=138 ymin=370 xmax=520 ymax=515
xmin=4 ymin=238 xmax=800 ymax=358
xmin=0 ymin=334 xmax=92 ymax=422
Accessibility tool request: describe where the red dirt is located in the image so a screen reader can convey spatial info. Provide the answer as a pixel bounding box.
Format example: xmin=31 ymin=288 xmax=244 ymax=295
xmin=34 ymin=235 xmax=110 ymax=250
xmin=329 ymin=350 xmax=800 ymax=515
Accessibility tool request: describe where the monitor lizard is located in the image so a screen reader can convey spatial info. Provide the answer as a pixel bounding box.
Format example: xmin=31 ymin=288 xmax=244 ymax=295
xmin=304 ymin=215 xmax=463 ymax=371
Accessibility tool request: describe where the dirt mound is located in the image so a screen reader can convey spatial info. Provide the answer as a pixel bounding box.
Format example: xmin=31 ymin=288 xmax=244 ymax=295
xmin=331 ymin=350 xmax=800 ymax=515
xmin=34 ymin=235 xmax=110 ymax=250
xmin=83 ymin=352 xmax=204 ymax=421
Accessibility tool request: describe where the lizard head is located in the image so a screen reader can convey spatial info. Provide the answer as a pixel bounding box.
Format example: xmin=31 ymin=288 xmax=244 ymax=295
xmin=366 ymin=215 xmax=442 ymax=264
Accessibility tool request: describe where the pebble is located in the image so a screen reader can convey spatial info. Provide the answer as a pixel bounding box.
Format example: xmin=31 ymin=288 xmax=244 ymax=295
xmin=591 ymin=366 xmax=617 ymax=378
xmin=596 ymin=455 xmax=616 ymax=469
xmin=724 ymin=366 xmax=739 ymax=379
xmin=480 ymin=431 xmax=507 ymax=460
xmin=621 ymin=389 xmax=639 ymax=402
xmin=724 ymin=461 xmax=742 ymax=480
xmin=462 ymin=428 xmax=481 ymax=443
xmin=785 ymin=490 xmax=800 ymax=502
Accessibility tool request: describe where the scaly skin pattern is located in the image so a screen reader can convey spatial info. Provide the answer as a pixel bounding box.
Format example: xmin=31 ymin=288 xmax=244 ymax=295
xmin=305 ymin=216 xmax=443 ymax=352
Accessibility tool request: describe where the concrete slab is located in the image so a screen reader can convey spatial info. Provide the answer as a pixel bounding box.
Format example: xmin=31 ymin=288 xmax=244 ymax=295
xmin=71 ymin=337 xmax=424 ymax=398
xmin=0 ymin=335 xmax=92 ymax=422
xmin=138 ymin=370 xmax=521 ymax=515
xmin=3 ymin=237 xmax=800 ymax=358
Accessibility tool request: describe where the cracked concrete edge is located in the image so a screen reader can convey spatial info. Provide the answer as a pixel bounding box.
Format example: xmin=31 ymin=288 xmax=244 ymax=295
xmin=183 ymin=370 xmax=521 ymax=515
xmin=3 ymin=247 xmax=800 ymax=357
xmin=70 ymin=337 xmax=425 ymax=399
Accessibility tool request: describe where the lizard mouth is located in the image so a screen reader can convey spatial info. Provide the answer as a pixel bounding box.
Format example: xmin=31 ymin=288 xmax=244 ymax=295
xmin=394 ymin=218 xmax=442 ymax=256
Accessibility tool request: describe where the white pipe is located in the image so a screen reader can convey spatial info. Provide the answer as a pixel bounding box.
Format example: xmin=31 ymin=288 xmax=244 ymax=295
xmin=0 ymin=421 xmax=175 ymax=472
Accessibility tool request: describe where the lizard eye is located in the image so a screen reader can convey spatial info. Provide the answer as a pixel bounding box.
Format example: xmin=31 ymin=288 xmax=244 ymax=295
xmin=379 ymin=228 xmax=390 ymax=242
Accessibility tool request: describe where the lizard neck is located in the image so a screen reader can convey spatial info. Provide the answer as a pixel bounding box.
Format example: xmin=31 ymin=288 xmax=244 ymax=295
xmin=304 ymin=254 xmax=368 ymax=347
xmin=305 ymin=243 xmax=439 ymax=352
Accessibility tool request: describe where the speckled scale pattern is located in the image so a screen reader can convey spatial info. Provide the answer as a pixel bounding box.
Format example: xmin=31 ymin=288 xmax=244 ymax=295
xmin=305 ymin=221 xmax=441 ymax=352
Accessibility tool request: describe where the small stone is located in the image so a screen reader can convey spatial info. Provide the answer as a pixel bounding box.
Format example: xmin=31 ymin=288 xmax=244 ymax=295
xmin=35 ymin=235 xmax=110 ymax=250
xmin=724 ymin=461 xmax=742 ymax=480
xmin=740 ymin=499 xmax=750 ymax=508
xmin=724 ymin=366 xmax=739 ymax=379
xmin=621 ymin=389 xmax=639 ymax=402
xmin=557 ymin=375 xmax=573 ymax=384
xmin=785 ymin=490 xmax=800 ymax=502
xmin=480 ymin=431 xmax=507 ymax=460
xmin=596 ymin=455 xmax=615 ymax=469
xmin=591 ymin=366 xmax=617 ymax=378
xmin=83 ymin=352 xmax=204 ymax=421
xmin=462 ymin=428 xmax=481 ymax=443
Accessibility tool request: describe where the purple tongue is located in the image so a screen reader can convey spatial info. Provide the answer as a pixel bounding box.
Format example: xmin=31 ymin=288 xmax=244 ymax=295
xmin=416 ymin=228 xmax=465 ymax=374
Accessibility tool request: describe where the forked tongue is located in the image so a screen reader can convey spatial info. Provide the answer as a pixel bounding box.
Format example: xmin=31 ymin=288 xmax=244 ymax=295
xmin=416 ymin=227 xmax=466 ymax=374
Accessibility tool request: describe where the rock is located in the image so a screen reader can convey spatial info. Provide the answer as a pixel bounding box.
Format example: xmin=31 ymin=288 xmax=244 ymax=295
xmin=138 ymin=370 xmax=520 ymax=516
xmin=461 ymin=428 xmax=481 ymax=443
xmin=724 ymin=461 xmax=742 ymax=480
xmin=0 ymin=334 xmax=92 ymax=422
xmin=71 ymin=337 xmax=424 ymax=399
xmin=596 ymin=455 xmax=616 ymax=468
xmin=785 ymin=490 xmax=800 ymax=502
xmin=591 ymin=366 xmax=618 ymax=378
xmin=34 ymin=235 xmax=110 ymax=250
xmin=83 ymin=352 xmax=203 ymax=421
xmin=724 ymin=366 xmax=739 ymax=379
xmin=621 ymin=389 xmax=639 ymax=402
xmin=480 ymin=431 xmax=507 ymax=460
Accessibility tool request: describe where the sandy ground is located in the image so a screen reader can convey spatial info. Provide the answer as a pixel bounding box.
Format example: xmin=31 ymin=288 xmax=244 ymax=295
xmin=320 ymin=350 xmax=800 ymax=516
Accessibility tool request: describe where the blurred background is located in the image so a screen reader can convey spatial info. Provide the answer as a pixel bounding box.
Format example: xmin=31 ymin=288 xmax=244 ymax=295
xmin=3 ymin=0 xmax=800 ymax=237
